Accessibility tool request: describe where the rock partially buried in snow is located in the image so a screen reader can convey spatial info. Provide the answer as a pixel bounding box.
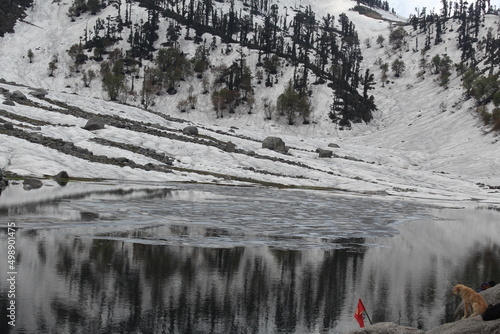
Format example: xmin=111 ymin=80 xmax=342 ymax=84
xmin=2 ymin=100 xmax=15 ymax=106
xmin=23 ymin=178 xmax=43 ymax=190
xmin=30 ymin=88 xmax=48 ymax=98
xmin=11 ymin=90 xmax=27 ymax=100
xmin=316 ymin=148 xmax=333 ymax=158
xmin=183 ymin=126 xmax=198 ymax=135
xmin=262 ymin=137 xmax=288 ymax=153
xmin=224 ymin=141 xmax=236 ymax=152
xmin=83 ymin=116 xmax=106 ymax=131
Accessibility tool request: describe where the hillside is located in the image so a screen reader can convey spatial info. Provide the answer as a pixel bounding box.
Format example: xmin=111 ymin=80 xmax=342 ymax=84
xmin=1 ymin=0 xmax=500 ymax=204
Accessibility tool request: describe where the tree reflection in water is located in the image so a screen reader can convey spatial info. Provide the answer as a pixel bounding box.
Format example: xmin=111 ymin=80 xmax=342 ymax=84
xmin=0 ymin=184 xmax=499 ymax=333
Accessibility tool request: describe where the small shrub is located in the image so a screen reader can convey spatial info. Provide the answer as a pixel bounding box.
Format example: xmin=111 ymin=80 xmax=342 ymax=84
xmin=477 ymin=105 xmax=490 ymax=126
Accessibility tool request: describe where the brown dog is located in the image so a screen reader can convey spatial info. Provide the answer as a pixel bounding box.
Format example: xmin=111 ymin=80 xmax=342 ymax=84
xmin=452 ymin=284 xmax=488 ymax=318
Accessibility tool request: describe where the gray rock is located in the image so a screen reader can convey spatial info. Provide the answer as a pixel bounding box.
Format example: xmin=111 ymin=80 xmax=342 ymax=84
xmin=54 ymin=171 xmax=69 ymax=179
xmin=183 ymin=126 xmax=198 ymax=136
xmin=316 ymin=148 xmax=333 ymax=158
xmin=30 ymin=88 xmax=48 ymax=98
xmin=0 ymin=169 xmax=8 ymax=189
xmin=3 ymin=122 xmax=14 ymax=130
xmin=83 ymin=116 xmax=106 ymax=131
xmin=426 ymin=316 xmax=500 ymax=334
xmin=262 ymin=137 xmax=288 ymax=153
xmin=23 ymin=178 xmax=43 ymax=190
xmin=328 ymin=143 xmax=340 ymax=148
xmin=2 ymin=100 xmax=15 ymax=106
xmin=224 ymin=141 xmax=236 ymax=153
xmin=346 ymin=322 xmax=424 ymax=334
xmin=11 ymin=90 xmax=27 ymax=100
xmin=80 ymin=211 xmax=99 ymax=221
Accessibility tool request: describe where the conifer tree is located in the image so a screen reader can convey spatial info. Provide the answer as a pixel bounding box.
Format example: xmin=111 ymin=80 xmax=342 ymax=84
xmin=391 ymin=59 xmax=405 ymax=77
xmin=27 ymin=49 xmax=34 ymax=63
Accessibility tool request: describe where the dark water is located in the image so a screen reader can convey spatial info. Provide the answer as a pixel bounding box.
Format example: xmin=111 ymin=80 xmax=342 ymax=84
xmin=0 ymin=182 xmax=499 ymax=333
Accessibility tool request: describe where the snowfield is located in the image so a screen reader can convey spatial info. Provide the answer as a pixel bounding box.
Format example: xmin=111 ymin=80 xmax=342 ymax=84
xmin=1 ymin=0 xmax=500 ymax=204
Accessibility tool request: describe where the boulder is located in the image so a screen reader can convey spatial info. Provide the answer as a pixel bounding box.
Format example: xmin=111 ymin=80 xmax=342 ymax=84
xmin=328 ymin=143 xmax=340 ymax=148
xmin=80 ymin=211 xmax=99 ymax=221
xmin=2 ymin=100 xmax=15 ymax=106
xmin=183 ymin=126 xmax=198 ymax=136
xmin=3 ymin=122 xmax=14 ymax=130
xmin=30 ymin=88 xmax=48 ymax=98
xmin=224 ymin=141 xmax=237 ymax=153
xmin=11 ymin=90 xmax=27 ymax=100
xmin=23 ymin=178 xmax=43 ymax=190
xmin=262 ymin=136 xmax=288 ymax=153
xmin=54 ymin=171 xmax=69 ymax=179
xmin=54 ymin=171 xmax=69 ymax=186
xmin=83 ymin=116 xmax=106 ymax=131
xmin=316 ymin=148 xmax=333 ymax=158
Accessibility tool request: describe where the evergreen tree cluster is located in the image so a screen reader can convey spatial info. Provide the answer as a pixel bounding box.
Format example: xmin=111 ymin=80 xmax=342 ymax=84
xmin=0 ymin=0 xmax=34 ymax=37
xmin=66 ymin=0 xmax=375 ymax=126
xmin=355 ymin=0 xmax=391 ymax=12
xmin=409 ymin=0 xmax=499 ymax=67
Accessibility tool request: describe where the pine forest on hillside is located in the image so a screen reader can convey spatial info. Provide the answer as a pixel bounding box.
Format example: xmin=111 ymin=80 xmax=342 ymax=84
xmin=2 ymin=0 xmax=500 ymax=130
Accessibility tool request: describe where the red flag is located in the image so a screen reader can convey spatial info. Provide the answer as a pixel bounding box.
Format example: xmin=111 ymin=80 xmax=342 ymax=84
xmin=354 ymin=299 xmax=366 ymax=328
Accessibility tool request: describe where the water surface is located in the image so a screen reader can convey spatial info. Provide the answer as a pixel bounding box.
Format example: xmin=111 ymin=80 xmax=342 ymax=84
xmin=0 ymin=182 xmax=499 ymax=333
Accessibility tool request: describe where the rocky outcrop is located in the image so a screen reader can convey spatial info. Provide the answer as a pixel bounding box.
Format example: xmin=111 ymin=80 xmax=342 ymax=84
xmin=425 ymin=316 xmax=500 ymax=334
xmin=346 ymin=285 xmax=500 ymax=334
xmin=347 ymin=322 xmax=424 ymax=334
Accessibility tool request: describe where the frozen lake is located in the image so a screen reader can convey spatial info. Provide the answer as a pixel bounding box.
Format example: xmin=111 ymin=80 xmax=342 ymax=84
xmin=0 ymin=182 xmax=499 ymax=333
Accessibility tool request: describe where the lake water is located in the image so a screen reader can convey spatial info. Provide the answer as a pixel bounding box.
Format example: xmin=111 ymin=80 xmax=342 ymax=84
xmin=0 ymin=182 xmax=499 ymax=333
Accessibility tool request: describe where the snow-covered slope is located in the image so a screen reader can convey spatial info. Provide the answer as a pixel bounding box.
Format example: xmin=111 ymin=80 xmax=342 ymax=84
xmin=1 ymin=0 xmax=500 ymax=204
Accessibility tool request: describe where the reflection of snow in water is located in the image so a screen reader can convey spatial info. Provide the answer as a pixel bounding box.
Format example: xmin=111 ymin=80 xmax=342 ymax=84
xmin=0 ymin=183 xmax=499 ymax=333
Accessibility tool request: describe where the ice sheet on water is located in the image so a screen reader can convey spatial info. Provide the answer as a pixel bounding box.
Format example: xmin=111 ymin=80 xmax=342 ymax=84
xmin=0 ymin=182 xmax=437 ymax=250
